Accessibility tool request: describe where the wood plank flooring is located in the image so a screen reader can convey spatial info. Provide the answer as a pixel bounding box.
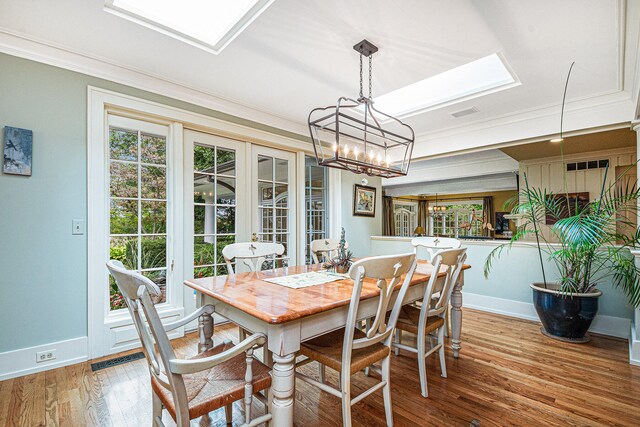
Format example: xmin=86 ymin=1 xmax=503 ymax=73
xmin=1 ymin=309 xmax=639 ymax=426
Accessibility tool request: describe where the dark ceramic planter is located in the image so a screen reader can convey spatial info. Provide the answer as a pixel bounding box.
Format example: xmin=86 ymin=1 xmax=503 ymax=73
xmin=531 ymin=283 xmax=602 ymax=343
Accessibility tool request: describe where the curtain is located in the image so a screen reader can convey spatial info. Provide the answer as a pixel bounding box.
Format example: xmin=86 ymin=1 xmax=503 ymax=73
xmin=483 ymin=196 xmax=494 ymax=236
xmin=418 ymin=200 xmax=428 ymax=234
xmin=383 ymin=196 xmax=396 ymax=236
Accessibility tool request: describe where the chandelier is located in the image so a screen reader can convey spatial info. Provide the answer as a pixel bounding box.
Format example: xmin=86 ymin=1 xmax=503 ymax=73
xmin=428 ymin=193 xmax=446 ymax=213
xmin=308 ymin=40 xmax=415 ymax=178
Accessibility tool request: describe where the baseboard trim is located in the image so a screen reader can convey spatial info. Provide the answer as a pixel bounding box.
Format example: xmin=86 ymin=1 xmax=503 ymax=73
xmin=463 ymin=292 xmax=631 ymax=339
xmin=0 ymin=337 xmax=88 ymax=381
xmin=629 ymin=322 xmax=640 ymax=366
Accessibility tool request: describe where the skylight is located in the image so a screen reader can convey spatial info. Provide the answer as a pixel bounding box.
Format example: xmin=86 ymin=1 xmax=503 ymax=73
xmin=104 ymin=0 xmax=274 ymax=54
xmin=373 ymin=53 xmax=519 ymax=118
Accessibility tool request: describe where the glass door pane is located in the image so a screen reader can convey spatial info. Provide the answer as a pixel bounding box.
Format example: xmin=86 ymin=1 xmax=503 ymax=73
xmin=305 ymin=156 xmax=328 ymax=264
xmin=252 ymin=147 xmax=297 ymax=268
xmin=108 ymin=123 xmax=168 ymax=311
xmin=193 ymin=142 xmax=238 ymax=277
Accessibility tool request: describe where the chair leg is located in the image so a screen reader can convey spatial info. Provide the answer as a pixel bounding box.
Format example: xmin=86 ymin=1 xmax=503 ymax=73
xmin=381 ymin=356 xmax=394 ymax=427
xmin=152 ymin=391 xmax=163 ymax=426
xmin=445 ymin=304 xmax=451 ymax=337
xmin=225 ymin=403 xmax=233 ymax=425
xmin=364 ymin=317 xmax=372 ymax=376
xmin=438 ymin=326 xmax=447 ymax=378
xmin=394 ymin=329 xmax=401 ymax=356
xmin=340 ymin=371 xmax=352 ymax=427
xmin=417 ymin=329 xmax=428 ymax=398
xmin=318 ymin=363 xmax=325 ymax=384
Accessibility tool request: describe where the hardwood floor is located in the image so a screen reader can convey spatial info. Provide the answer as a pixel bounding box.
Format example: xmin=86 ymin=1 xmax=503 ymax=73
xmin=1 ymin=309 xmax=639 ymax=426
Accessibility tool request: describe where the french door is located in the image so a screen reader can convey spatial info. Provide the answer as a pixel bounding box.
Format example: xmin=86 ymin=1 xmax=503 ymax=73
xmin=183 ymin=131 xmax=298 ymax=318
xmin=91 ymin=115 xmax=185 ymax=358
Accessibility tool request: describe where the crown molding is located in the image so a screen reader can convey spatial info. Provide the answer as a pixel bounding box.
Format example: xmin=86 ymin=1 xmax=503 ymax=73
xmin=0 ymin=28 xmax=309 ymax=138
xmin=409 ymin=92 xmax=634 ymax=160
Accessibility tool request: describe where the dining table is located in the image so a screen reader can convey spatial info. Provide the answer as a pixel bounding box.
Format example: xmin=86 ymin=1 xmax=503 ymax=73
xmin=184 ymin=260 xmax=470 ymax=427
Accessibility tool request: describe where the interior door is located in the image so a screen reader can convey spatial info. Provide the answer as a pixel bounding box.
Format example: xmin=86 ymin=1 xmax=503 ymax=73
xmin=183 ymin=129 xmax=247 ymax=319
xmin=252 ymin=146 xmax=298 ymax=267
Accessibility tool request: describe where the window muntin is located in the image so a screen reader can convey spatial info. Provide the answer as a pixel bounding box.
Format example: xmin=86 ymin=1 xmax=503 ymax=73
xmin=108 ymin=125 xmax=169 ymax=310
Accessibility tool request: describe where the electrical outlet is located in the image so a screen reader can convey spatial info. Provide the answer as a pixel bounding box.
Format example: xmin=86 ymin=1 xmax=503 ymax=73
xmin=36 ymin=350 xmax=56 ymax=363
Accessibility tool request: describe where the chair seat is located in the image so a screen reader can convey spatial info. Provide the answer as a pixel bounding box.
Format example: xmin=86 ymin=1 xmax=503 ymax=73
xmin=151 ymin=342 xmax=272 ymax=420
xmin=394 ymin=305 xmax=444 ymax=335
xmin=299 ymin=328 xmax=390 ymax=375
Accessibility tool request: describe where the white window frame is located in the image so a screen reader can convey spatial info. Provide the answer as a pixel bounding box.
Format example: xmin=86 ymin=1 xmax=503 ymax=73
xmin=393 ymin=200 xmax=418 ymax=237
xmin=87 ymin=86 xmax=341 ymax=358
xmin=428 ymin=200 xmax=483 ymax=238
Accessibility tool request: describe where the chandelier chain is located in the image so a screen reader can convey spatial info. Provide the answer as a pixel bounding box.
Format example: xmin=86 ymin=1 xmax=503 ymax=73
xmin=368 ymin=55 xmax=373 ymax=99
xmin=359 ymin=54 xmax=364 ymax=99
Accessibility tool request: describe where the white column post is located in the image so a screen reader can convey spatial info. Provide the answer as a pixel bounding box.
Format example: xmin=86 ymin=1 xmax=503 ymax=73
xmin=629 ymin=121 xmax=640 ymax=366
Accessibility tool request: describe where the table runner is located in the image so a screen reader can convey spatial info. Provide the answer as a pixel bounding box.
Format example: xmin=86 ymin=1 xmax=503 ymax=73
xmin=263 ymin=271 xmax=348 ymax=289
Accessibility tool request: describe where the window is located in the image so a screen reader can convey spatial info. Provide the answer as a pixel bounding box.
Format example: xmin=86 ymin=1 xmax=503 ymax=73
xmin=393 ymin=201 xmax=418 ymax=237
xmin=104 ymin=0 xmax=274 ymax=54
xmin=257 ymin=154 xmax=291 ymax=269
xmin=192 ymin=143 xmax=237 ymax=278
xmin=428 ymin=202 xmax=484 ymax=238
xmin=373 ymin=53 xmax=519 ymax=118
xmin=108 ymin=120 xmax=169 ymax=311
xmin=305 ymin=156 xmax=329 ymax=264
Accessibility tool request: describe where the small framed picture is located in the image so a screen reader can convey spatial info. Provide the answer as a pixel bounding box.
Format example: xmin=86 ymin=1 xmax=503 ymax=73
xmin=3 ymin=126 xmax=33 ymax=176
xmin=353 ymin=184 xmax=376 ymax=217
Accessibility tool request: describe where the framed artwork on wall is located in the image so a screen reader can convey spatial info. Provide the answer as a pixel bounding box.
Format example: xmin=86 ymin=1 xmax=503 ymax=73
xmin=3 ymin=126 xmax=33 ymax=176
xmin=353 ymin=184 xmax=376 ymax=217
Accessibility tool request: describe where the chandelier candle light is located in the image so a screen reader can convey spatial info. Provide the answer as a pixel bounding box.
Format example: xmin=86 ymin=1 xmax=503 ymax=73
xmin=308 ymin=40 xmax=415 ymax=178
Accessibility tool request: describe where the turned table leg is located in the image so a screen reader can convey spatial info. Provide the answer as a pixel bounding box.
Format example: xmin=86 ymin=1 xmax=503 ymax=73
xmin=270 ymin=353 xmax=295 ymax=427
xmin=197 ymin=293 xmax=214 ymax=352
xmin=450 ymin=273 xmax=464 ymax=358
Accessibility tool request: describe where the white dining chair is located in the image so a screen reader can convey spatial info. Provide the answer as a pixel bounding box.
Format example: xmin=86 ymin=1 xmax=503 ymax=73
xmin=310 ymin=238 xmax=349 ymax=264
xmin=391 ymin=248 xmax=467 ymax=397
xmin=222 ymin=241 xmax=285 ymax=274
xmin=411 ymin=236 xmax=462 ymax=336
xmin=410 ymin=236 xmax=461 ymax=261
xmin=222 ymin=241 xmax=285 ymax=343
xmin=106 ymin=260 xmax=272 ymax=427
xmin=295 ymin=253 xmax=418 ymax=427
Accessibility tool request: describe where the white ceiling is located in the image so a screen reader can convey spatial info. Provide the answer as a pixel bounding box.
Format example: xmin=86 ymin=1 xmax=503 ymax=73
xmin=0 ymin=0 xmax=636 ymax=158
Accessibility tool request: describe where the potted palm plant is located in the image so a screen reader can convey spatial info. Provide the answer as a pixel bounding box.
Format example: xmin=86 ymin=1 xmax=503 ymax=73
xmin=484 ymin=165 xmax=640 ymax=342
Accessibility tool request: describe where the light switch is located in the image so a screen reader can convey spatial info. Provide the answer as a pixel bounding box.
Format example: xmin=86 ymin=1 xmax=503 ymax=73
xmin=72 ymin=219 xmax=85 ymax=235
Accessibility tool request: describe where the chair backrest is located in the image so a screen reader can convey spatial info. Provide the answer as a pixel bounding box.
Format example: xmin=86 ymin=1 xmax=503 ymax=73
xmin=222 ymin=242 xmax=285 ymax=274
xmin=106 ymin=260 xmax=191 ymax=421
xmin=310 ymin=238 xmax=349 ymax=264
xmin=342 ymin=253 xmax=417 ymax=365
xmin=420 ymin=248 xmax=467 ymax=319
xmin=411 ymin=236 xmax=461 ymax=261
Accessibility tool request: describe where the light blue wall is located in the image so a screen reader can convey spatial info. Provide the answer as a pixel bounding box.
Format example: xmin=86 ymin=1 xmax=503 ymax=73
xmin=370 ymin=239 xmax=634 ymax=320
xmin=340 ymin=172 xmax=382 ymax=257
xmin=0 ymin=53 xmax=309 ymax=353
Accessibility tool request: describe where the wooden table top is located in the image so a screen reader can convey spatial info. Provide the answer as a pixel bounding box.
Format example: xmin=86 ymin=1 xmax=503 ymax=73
xmin=184 ymin=261 xmax=471 ymax=324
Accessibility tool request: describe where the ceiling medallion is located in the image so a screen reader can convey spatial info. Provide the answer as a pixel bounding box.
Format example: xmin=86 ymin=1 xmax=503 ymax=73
xmin=308 ymin=39 xmax=415 ymax=178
